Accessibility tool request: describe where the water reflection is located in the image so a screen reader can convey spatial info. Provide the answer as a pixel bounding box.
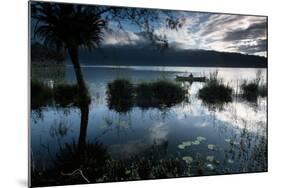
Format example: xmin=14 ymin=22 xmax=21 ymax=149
xmin=31 ymin=66 xmax=267 ymax=186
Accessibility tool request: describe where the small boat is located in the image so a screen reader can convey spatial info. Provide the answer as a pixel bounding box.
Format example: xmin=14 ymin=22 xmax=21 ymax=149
xmin=175 ymin=75 xmax=206 ymax=82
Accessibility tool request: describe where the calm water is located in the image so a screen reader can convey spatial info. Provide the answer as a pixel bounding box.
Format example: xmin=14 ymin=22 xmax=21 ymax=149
xmin=31 ymin=66 xmax=267 ymax=178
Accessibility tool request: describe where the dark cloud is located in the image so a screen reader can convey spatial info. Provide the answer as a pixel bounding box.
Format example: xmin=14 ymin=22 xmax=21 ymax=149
xmin=227 ymin=39 xmax=267 ymax=55
xmin=101 ymin=12 xmax=267 ymax=56
xmin=223 ymin=21 xmax=267 ymax=41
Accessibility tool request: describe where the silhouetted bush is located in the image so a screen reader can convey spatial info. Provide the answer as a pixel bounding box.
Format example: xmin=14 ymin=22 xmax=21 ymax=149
xmin=241 ymin=81 xmax=267 ymax=102
xmin=54 ymin=84 xmax=91 ymax=107
xmin=106 ymin=79 xmax=186 ymax=111
xmin=106 ymin=79 xmax=134 ymax=113
xmin=136 ymin=80 xmax=186 ymax=109
xmin=240 ymin=70 xmax=267 ymax=102
xmin=53 ymin=84 xmax=79 ymax=107
xmin=198 ymin=71 xmax=232 ymax=104
xmin=31 ymin=81 xmax=90 ymax=109
xmin=259 ymin=85 xmax=267 ymax=97
xmin=31 ymin=80 xmax=53 ymax=109
xmin=241 ymin=82 xmax=258 ymax=102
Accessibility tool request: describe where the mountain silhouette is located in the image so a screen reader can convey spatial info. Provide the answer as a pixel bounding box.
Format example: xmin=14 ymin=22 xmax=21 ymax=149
xmin=67 ymin=46 xmax=267 ymax=68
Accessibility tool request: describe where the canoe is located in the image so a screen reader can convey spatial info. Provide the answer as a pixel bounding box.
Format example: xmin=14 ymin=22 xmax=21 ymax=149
xmin=175 ymin=75 xmax=206 ymax=82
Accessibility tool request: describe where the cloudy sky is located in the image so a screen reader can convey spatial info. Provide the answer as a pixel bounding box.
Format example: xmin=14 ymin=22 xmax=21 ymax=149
xmin=102 ymin=11 xmax=267 ymax=57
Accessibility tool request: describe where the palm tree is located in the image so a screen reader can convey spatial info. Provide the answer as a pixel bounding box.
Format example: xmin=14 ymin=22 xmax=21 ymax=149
xmin=32 ymin=3 xmax=105 ymax=94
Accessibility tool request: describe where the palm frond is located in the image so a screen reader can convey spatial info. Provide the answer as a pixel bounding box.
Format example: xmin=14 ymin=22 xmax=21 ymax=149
xmin=32 ymin=2 xmax=105 ymax=50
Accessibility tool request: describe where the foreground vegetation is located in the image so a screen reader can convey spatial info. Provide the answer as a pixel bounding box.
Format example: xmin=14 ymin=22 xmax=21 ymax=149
xmin=31 ymin=134 xmax=267 ymax=187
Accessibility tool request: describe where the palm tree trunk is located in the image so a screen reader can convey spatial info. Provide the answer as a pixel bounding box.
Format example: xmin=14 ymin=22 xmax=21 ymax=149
xmin=77 ymin=103 xmax=89 ymax=153
xmin=68 ymin=46 xmax=87 ymax=92
xmin=68 ymin=46 xmax=90 ymax=154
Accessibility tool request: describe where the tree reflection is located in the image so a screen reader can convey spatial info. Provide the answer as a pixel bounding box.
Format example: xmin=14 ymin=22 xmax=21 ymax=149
xmin=31 ymin=86 xmax=102 ymax=186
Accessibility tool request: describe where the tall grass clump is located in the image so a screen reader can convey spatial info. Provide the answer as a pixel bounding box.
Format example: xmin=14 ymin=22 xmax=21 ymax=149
xmin=31 ymin=80 xmax=53 ymax=109
xmin=241 ymin=70 xmax=267 ymax=102
xmin=31 ymin=80 xmax=91 ymax=109
xmin=54 ymin=84 xmax=78 ymax=107
xmin=198 ymin=71 xmax=232 ymax=104
xmin=106 ymin=79 xmax=134 ymax=113
xmin=136 ymin=80 xmax=186 ymax=109
xmin=53 ymin=83 xmax=91 ymax=107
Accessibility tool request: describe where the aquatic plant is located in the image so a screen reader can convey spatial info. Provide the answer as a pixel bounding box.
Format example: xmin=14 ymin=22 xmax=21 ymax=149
xmin=53 ymin=84 xmax=78 ymax=106
xmin=31 ymin=81 xmax=90 ymax=110
xmin=225 ymin=139 xmax=231 ymax=142
xmin=31 ymin=80 xmax=53 ymax=109
xmin=241 ymin=81 xmax=267 ymax=102
xmin=106 ymin=79 xmax=187 ymax=111
xmin=240 ymin=70 xmax=267 ymax=102
xmin=182 ymin=156 xmax=193 ymax=164
xmin=178 ymin=136 xmax=207 ymax=150
xmin=206 ymin=163 xmax=215 ymax=170
xmin=196 ymin=136 xmax=206 ymax=142
xmin=192 ymin=140 xmax=200 ymax=145
xmin=207 ymin=144 xmax=216 ymax=150
xmin=198 ymin=71 xmax=233 ymax=105
xmin=227 ymin=159 xmax=234 ymax=164
xmin=32 ymin=141 xmax=192 ymax=186
xmin=206 ymin=156 xmax=215 ymax=162
xmin=136 ymin=79 xmax=186 ymax=109
xmin=178 ymin=141 xmax=192 ymax=149
xmin=106 ymin=79 xmax=134 ymax=113
xmin=250 ymin=137 xmax=268 ymax=171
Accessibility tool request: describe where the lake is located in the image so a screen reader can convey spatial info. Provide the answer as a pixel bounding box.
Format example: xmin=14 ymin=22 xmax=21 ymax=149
xmin=31 ymin=65 xmax=267 ymax=183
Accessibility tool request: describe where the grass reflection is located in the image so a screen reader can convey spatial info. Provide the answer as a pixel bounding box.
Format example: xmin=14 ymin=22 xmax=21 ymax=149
xmin=106 ymin=78 xmax=187 ymax=112
xmin=198 ymin=71 xmax=233 ymax=106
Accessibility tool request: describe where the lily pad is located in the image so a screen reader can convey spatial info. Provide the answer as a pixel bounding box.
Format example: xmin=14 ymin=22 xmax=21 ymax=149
xmin=192 ymin=140 xmax=200 ymax=145
xmin=197 ymin=136 xmax=206 ymax=142
xmin=206 ymin=155 xmax=215 ymax=162
xmin=182 ymin=141 xmax=192 ymax=147
xmin=225 ymin=139 xmax=231 ymax=142
xmin=178 ymin=144 xmax=185 ymax=149
xmin=208 ymin=144 xmax=215 ymax=150
xmin=182 ymin=156 xmax=193 ymax=164
xmin=227 ymin=159 xmax=234 ymax=164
